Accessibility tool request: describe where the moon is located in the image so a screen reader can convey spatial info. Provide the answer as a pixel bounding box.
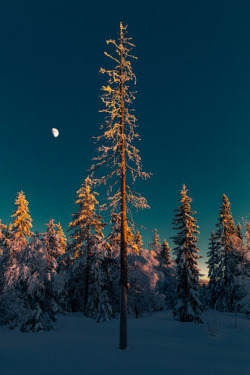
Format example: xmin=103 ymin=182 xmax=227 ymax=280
xmin=52 ymin=128 xmax=59 ymax=138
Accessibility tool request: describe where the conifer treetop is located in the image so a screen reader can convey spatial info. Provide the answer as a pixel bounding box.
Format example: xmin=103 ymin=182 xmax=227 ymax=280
xmin=161 ymin=239 xmax=173 ymax=268
xmin=150 ymin=228 xmax=161 ymax=254
xmin=162 ymin=239 xmax=170 ymax=247
xmin=11 ymin=191 xmax=33 ymax=240
xmin=236 ymin=222 xmax=243 ymax=241
xmin=162 ymin=239 xmax=171 ymax=253
xmin=68 ymin=176 xmax=105 ymax=257
xmin=172 ymin=184 xmax=200 ymax=247
xmin=56 ymin=222 xmax=67 ymax=253
xmin=216 ymin=194 xmax=236 ymax=243
xmin=245 ymin=221 xmax=250 ymax=248
xmin=90 ymin=22 xmax=150 ymax=218
xmin=171 ymin=185 xmax=202 ymax=323
xmin=69 ymin=176 xmax=104 ymax=234
xmin=134 ymin=229 xmax=143 ymax=252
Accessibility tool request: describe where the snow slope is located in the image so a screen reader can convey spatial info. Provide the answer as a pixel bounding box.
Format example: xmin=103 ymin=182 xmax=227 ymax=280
xmin=0 ymin=310 xmax=249 ymax=375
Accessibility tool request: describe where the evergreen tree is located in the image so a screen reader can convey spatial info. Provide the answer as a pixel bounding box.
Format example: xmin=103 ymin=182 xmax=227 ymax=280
xmin=172 ymin=185 xmax=202 ymax=323
xmin=68 ymin=176 xmax=104 ymax=258
xmin=55 ymin=222 xmax=67 ymax=271
xmin=83 ymin=235 xmax=113 ymax=322
xmin=150 ymin=229 xmax=161 ymax=255
xmin=149 ymin=229 xmax=162 ymax=289
xmin=236 ymin=222 xmax=243 ymax=241
xmin=214 ymin=194 xmax=240 ymax=312
xmin=44 ymin=219 xmax=64 ymax=259
xmin=198 ymin=280 xmax=209 ymax=309
xmin=11 ymin=191 xmax=32 ymax=245
xmin=43 ymin=220 xmax=65 ymax=309
xmin=234 ymin=221 xmax=250 ymax=317
xmin=68 ymin=176 xmax=107 ymax=316
xmin=246 ymin=221 xmax=250 ymax=249
xmin=0 ymin=222 xmax=11 ymax=300
xmin=206 ymin=231 xmax=219 ymax=308
xmin=90 ymin=23 xmax=150 ymax=349
xmin=133 ymin=229 xmax=143 ymax=254
xmin=0 ymin=221 xmax=9 ymax=255
xmin=158 ymin=240 xmax=176 ymax=309
xmin=0 ymin=222 xmax=23 ymax=305
xmin=56 ymin=223 xmax=67 ymax=254
xmin=160 ymin=240 xmax=173 ymax=268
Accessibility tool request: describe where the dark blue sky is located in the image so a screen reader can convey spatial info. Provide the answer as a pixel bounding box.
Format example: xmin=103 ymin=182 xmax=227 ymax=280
xmin=1 ymin=0 xmax=250 ymax=277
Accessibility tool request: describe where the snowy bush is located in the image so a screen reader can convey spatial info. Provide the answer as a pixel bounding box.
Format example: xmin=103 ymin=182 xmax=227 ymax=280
xmin=127 ymin=250 xmax=164 ymax=318
xmin=205 ymin=315 xmax=223 ymax=337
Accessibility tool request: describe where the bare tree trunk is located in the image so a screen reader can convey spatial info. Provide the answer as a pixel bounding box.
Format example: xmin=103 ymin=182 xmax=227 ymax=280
xmin=135 ymin=303 xmax=139 ymax=319
xmin=83 ymin=260 xmax=90 ymax=315
xmin=119 ymin=22 xmax=128 ymax=350
xmin=234 ymin=304 xmax=238 ymax=329
xmin=83 ymin=224 xmax=90 ymax=315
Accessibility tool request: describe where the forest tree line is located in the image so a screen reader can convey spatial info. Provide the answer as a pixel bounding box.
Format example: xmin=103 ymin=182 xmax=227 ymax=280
xmin=0 ymin=183 xmax=249 ymax=333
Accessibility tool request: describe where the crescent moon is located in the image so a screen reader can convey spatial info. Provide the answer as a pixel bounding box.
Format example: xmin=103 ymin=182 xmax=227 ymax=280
xmin=52 ymin=128 xmax=59 ymax=138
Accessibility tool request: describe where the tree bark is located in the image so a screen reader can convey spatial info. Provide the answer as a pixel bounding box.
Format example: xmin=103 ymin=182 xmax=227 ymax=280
xmin=83 ymin=224 xmax=90 ymax=315
xmin=119 ymin=22 xmax=128 ymax=350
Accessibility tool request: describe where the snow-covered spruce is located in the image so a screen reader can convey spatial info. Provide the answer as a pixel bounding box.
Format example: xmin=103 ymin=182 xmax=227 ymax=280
xmin=232 ymin=221 xmax=250 ymax=317
xmin=171 ymin=185 xmax=203 ymax=323
xmin=157 ymin=240 xmax=176 ymax=309
xmin=0 ymin=233 xmax=64 ymax=332
xmin=66 ymin=233 xmax=113 ymax=322
xmin=0 ymin=222 xmax=13 ymax=308
xmin=67 ymin=176 xmax=112 ymax=321
xmin=82 ymin=235 xmax=113 ymax=323
xmin=213 ymin=195 xmax=242 ymax=312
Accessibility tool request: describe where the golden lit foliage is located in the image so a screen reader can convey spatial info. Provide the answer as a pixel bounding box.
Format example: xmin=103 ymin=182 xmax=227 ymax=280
xmin=68 ymin=176 xmax=105 ymax=258
xmin=56 ymin=222 xmax=67 ymax=254
xmin=11 ymin=191 xmax=32 ymax=240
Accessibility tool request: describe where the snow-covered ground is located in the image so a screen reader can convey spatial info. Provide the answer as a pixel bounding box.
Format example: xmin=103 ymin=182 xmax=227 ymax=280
xmin=0 ymin=310 xmax=249 ymax=375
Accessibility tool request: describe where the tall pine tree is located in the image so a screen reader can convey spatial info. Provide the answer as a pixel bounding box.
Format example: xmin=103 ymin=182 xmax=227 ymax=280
xmin=172 ymin=185 xmax=202 ymax=323
xmin=90 ymin=23 xmax=150 ymax=349
xmin=68 ymin=176 xmax=107 ymax=316
xmin=214 ymin=195 xmax=241 ymax=312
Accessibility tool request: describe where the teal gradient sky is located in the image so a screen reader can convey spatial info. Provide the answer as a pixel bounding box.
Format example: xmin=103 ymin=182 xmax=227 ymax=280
xmin=1 ymin=0 xmax=250 ymax=277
